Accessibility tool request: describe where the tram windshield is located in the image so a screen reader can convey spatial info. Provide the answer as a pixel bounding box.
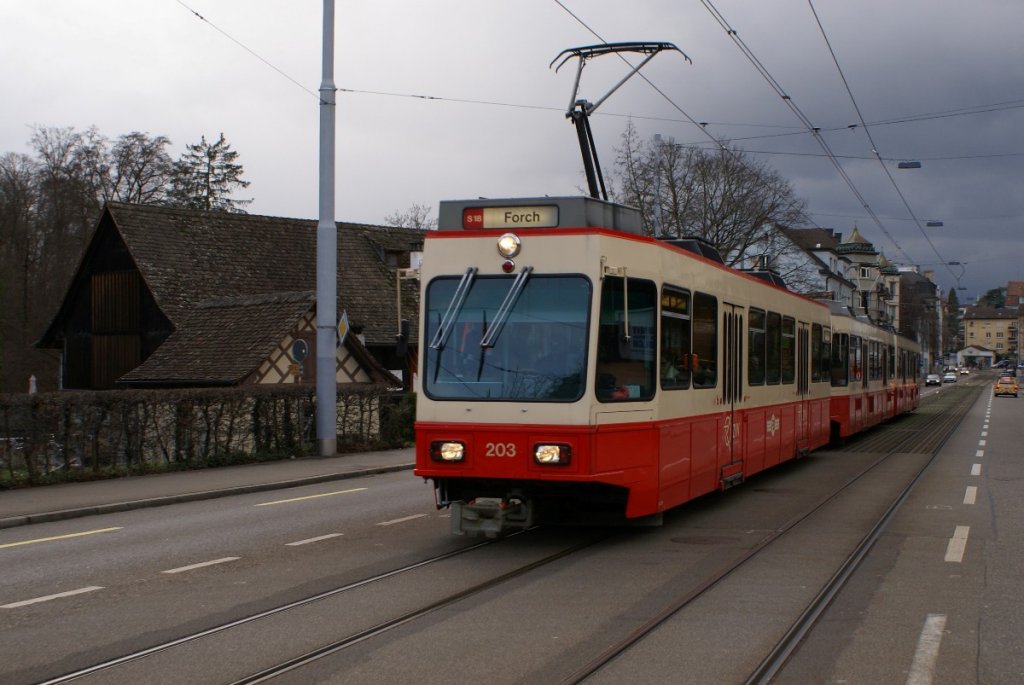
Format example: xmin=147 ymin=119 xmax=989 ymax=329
xmin=424 ymin=275 xmax=591 ymax=400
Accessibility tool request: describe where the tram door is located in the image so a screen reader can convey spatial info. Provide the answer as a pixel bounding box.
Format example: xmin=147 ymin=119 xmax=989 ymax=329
xmin=797 ymin=322 xmax=811 ymax=448
xmin=722 ymin=304 xmax=744 ymax=472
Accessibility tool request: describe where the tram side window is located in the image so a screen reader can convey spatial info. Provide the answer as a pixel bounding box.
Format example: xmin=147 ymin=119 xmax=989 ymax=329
xmin=660 ymin=287 xmax=692 ymax=390
xmin=866 ymin=340 xmax=876 ymax=381
xmin=876 ymin=341 xmax=884 ymax=380
xmin=850 ymin=335 xmax=863 ymax=385
xmin=831 ymin=332 xmax=849 ymax=387
xmin=820 ymin=327 xmax=831 ymax=382
xmin=748 ymin=308 xmax=766 ymax=386
xmin=812 ymin=324 xmax=831 ymax=383
xmin=692 ymin=292 xmax=718 ymax=388
xmin=888 ymin=344 xmax=896 ymax=379
xmin=811 ymin=324 xmax=821 ymax=383
xmin=781 ymin=316 xmax=796 ymax=384
xmin=766 ymin=311 xmax=782 ymax=384
xmin=596 ymin=276 xmax=657 ymax=401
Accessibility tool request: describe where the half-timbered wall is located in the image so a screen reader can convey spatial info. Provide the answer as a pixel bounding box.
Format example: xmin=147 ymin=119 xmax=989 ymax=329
xmin=251 ymin=312 xmax=372 ymax=385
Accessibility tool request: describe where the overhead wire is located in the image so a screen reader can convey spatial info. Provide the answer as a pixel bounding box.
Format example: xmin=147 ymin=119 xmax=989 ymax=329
xmin=698 ymin=0 xmax=915 ymax=265
xmin=175 ymin=0 xmax=1019 ymax=164
xmin=176 ymin=0 xmax=1015 ymax=275
xmin=552 ymin=0 xmax=852 ymax=246
xmin=174 ymin=0 xmax=322 ymax=102
xmin=805 ymin=0 xmax=956 ymax=280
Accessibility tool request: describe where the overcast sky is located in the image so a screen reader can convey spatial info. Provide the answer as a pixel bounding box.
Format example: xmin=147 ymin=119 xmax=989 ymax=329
xmin=2 ymin=0 xmax=1022 ymax=298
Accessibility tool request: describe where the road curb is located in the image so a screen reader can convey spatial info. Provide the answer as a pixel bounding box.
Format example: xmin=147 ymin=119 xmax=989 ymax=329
xmin=0 ymin=463 xmax=415 ymax=530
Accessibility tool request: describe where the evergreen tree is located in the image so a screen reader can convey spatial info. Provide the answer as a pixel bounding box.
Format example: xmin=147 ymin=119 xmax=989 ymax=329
xmin=945 ymin=288 xmax=961 ymax=353
xmin=167 ymin=133 xmax=251 ymax=212
xmin=978 ymin=287 xmax=1006 ymax=308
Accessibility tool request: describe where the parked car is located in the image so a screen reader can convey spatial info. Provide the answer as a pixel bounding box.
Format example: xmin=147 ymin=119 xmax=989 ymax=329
xmin=925 ymin=373 xmax=942 ymax=386
xmin=959 ymin=367 xmax=969 ymax=375
xmin=994 ymin=376 xmax=1019 ymax=397
xmin=942 ymin=372 xmax=958 ymax=383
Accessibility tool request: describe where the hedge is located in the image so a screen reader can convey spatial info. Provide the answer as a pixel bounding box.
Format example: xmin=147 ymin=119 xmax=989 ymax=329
xmin=0 ymin=384 xmax=415 ymax=488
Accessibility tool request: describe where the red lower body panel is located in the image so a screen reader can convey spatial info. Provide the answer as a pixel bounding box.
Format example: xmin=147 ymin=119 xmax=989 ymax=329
xmin=416 ymin=397 xmax=835 ymax=520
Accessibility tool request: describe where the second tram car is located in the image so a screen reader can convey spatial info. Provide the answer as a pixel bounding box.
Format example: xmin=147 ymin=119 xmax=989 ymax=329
xmin=414 ymin=196 xmax=920 ymax=536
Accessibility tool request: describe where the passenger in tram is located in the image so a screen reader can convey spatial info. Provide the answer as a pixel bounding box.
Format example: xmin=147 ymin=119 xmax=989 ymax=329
xmin=596 ymin=372 xmax=630 ymax=400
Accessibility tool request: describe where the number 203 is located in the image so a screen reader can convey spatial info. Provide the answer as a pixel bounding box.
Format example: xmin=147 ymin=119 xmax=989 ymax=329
xmin=485 ymin=442 xmax=516 ymax=458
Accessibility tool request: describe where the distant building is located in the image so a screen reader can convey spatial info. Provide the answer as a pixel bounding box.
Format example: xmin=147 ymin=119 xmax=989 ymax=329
xmin=957 ymin=344 xmax=995 ymax=369
xmin=963 ymin=305 xmax=1018 ymax=361
xmin=757 ymin=222 xmax=942 ymax=373
xmin=1005 ymin=280 xmax=1024 ymax=306
xmin=37 ymin=203 xmax=423 ymax=389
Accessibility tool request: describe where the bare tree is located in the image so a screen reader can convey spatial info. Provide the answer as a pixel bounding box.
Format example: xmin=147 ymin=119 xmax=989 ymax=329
xmin=612 ymin=123 xmax=807 ymax=267
xmin=0 ymin=152 xmax=41 ymax=389
xmin=108 ymin=131 xmax=174 ymax=204
xmin=384 ymin=202 xmax=437 ymax=230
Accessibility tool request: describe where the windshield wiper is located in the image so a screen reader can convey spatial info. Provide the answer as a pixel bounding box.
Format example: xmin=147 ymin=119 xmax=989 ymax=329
xmin=429 ymin=267 xmax=478 ymax=350
xmin=480 ymin=266 xmax=533 ymax=348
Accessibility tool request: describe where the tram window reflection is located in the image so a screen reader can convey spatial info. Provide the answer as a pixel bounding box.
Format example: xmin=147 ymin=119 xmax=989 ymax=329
xmin=692 ymin=292 xmax=718 ymax=389
xmin=596 ymin=276 xmax=657 ymax=401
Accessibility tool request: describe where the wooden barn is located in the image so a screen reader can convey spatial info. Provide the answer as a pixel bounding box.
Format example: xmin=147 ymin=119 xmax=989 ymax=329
xmin=37 ymin=203 xmax=423 ymax=390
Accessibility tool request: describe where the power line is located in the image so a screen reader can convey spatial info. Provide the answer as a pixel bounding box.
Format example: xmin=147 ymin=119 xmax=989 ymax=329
xmin=806 ymin=0 xmax=955 ymax=281
xmin=173 ymin=0 xmax=1022 ymax=166
xmin=699 ymin=0 xmax=915 ymax=265
xmin=174 ymin=0 xmax=322 ymax=102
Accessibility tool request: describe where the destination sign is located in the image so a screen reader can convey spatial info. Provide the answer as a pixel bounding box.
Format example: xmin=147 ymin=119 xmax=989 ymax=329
xmin=462 ymin=205 xmax=559 ymax=230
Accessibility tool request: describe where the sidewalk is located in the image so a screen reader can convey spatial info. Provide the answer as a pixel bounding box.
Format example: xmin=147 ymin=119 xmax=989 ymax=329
xmin=0 ymin=448 xmax=416 ymax=530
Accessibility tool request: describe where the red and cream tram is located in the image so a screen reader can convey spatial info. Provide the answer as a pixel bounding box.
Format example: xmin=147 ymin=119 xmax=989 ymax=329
xmin=413 ymin=196 xmax=920 ymax=536
xmin=826 ymin=303 xmax=920 ymax=439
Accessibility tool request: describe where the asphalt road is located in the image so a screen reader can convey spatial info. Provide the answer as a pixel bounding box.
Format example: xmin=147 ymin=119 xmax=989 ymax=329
xmin=1 ymin=374 xmax=1020 ymax=684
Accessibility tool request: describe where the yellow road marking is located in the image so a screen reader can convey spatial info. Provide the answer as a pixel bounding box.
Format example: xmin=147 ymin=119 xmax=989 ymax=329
xmin=0 ymin=527 xmax=123 ymax=550
xmin=255 ymin=487 xmax=367 ymax=507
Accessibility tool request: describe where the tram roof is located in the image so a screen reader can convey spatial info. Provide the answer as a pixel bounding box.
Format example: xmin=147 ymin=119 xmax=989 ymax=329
xmin=438 ymin=196 xmax=643 ymax=234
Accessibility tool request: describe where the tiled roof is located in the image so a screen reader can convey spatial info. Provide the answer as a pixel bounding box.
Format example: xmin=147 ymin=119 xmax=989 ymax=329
xmin=119 ymin=291 xmax=317 ymax=384
xmin=105 ymin=202 xmax=423 ymax=347
xmin=836 ymin=227 xmax=878 ymax=255
xmin=964 ymin=305 xmax=1018 ymax=320
xmin=780 ymin=227 xmax=842 ymax=251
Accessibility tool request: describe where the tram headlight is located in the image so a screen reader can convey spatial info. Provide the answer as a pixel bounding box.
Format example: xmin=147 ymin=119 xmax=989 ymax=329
xmin=430 ymin=441 xmax=466 ymax=462
xmin=534 ymin=444 xmax=571 ymax=466
xmin=496 ymin=232 xmax=521 ymax=258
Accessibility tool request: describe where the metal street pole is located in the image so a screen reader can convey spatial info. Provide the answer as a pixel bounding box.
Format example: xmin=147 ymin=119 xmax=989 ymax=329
xmin=316 ymin=0 xmax=337 ymax=456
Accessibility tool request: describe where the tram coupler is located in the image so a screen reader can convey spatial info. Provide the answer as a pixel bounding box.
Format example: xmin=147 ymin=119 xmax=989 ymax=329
xmin=451 ymin=498 xmax=534 ymax=538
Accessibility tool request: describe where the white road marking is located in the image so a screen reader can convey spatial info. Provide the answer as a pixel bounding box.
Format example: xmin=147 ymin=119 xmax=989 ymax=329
xmin=377 ymin=514 xmax=427 ymax=526
xmin=975 ymin=450 xmax=984 ymax=458
xmin=978 ymin=440 xmax=986 ymax=447
xmin=944 ymin=526 xmax=970 ymax=563
xmin=2 ymin=586 xmax=104 ymax=609
xmin=971 ymin=463 xmax=982 ymax=476
xmin=964 ymin=486 xmax=977 ymax=505
xmin=161 ymin=557 xmax=240 ymax=574
xmin=256 ymin=488 xmax=367 ymax=506
xmin=981 ymin=431 xmax=988 ymax=437
xmin=905 ymin=614 xmax=947 ymax=685
xmin=286 ymin=533 xmax=344 ymax=546
xmin=0 ymin=527 xmax=122 ymax=550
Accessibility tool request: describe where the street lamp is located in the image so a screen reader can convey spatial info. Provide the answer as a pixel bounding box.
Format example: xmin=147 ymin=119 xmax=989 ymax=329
xmin=926 ymin=221 xmax=944 ymax=227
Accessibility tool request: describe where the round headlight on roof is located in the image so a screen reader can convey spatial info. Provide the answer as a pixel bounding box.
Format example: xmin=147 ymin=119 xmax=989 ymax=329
xmin=496 ymin=233 xmax=521 ymax=258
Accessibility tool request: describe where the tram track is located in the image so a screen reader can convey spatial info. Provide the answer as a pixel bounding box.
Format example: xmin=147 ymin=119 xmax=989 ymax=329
xmin=38 ymin=388 xmax=982 ymax=684
xmin=38 ymin=527 xmax=612 ymax=685
xmin=560 ymin=384 xmax=983 ymax=685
